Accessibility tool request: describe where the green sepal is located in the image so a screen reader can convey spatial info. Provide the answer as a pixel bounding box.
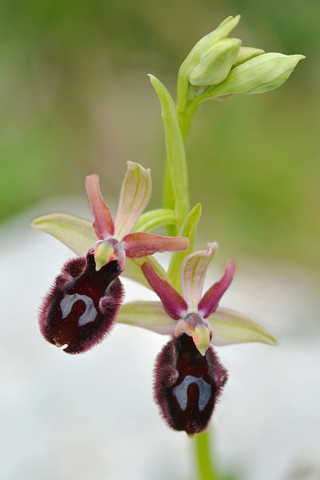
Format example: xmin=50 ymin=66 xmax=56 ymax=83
xmin=168 ymin=203 xmax=202 ymax=291
xmin=208 ymin=307 xmax=278 ymax=346
xmin=31 ymin=212 xmax=96 ymax=256
xmin=133 ymin=208 xmax=176 ymax=233
xmin=149 ymin=74 xmax=189 ymax=232
xmin=117 ymin=301 xmax=175 ymax=334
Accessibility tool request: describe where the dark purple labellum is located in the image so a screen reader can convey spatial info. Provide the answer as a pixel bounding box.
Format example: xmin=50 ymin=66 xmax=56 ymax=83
xmin=39 ymin=253 xmax=123 ymax=354
xmin=154 ymin=334 xmax=228 ymax=436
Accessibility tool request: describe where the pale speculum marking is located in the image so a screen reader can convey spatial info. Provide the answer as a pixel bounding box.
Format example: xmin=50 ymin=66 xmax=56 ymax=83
xmin=60 ymin=293 xmax=98 ymax=326
xmin=172 ymin=375 xmax=212 ymax=412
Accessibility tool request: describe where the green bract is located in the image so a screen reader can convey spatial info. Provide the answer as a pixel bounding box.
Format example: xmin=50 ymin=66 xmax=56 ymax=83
xmin=149 ymin=74 xmax=189 ymax=233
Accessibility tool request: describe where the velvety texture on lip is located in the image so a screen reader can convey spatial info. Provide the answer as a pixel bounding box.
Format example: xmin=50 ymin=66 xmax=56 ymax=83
xmin=154 ymin=333 xmax=228 ymax=435
xmin=39 ymin=253 xmax=123 ymax=354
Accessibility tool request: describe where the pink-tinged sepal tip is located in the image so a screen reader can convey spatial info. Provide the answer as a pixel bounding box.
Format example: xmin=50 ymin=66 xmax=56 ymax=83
xmin=39 ymin=253 xmax=124 ymax=354
xmin=154 ymin=334 xmax=228 ymax=436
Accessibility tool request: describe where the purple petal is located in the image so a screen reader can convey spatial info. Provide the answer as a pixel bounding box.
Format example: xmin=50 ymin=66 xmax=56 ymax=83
xmin=141 ymin=262 xmax=188 ymax=320
xmin=122 ymin=232 xmax=189 ymax=258
xmin=198 ymin=259 xmax=235 ymax=318
xmin=180 ymin=242 xmax=218 ymax=310
xmin=86 ymin=174 xmax=115 ymax=239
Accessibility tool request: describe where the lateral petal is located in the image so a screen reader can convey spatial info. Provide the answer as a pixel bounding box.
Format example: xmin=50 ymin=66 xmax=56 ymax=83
xmin=85 ymin=174 xmax=115 ymax=239
xmin=198 ymin=259 xmax=235 ymax=318
xmin=123 ymin=256 xmax=171 ymax=290
xmin=142 ymin=261 xmax=188 ymax=320
xmin=122 ymin=232 xmax=189 ymax=258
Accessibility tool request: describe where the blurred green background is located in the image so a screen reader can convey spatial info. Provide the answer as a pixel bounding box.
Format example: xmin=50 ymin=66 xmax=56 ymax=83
xmin=1 ymin=0 xmax=319 ymax=269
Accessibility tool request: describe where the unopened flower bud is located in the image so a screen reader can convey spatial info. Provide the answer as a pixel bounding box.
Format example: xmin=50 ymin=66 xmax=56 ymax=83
xmin=178 ymin=15 xmax=240 ymax=110
xmin=189 ymin=38 xmax=242 ymax=86
xmin=206 ymin=52 xmax=305 ymax=97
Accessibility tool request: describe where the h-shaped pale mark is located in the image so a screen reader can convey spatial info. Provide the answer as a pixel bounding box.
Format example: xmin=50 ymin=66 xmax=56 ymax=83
xmin=172 ymin=375 xmax=212 ymax=411
xmin=60 ymin=293 xmax=98 ymax=326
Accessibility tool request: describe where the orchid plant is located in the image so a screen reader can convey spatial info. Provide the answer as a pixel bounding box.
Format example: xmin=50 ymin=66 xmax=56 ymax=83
xmin=32 ymin=15 xmax=303 ymax=480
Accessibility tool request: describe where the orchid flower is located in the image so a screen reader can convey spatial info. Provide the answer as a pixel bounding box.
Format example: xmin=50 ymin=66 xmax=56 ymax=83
xmin=117 ymin=242 xmax=277 ymax=435
xmin=85 ymin=161 xmax=188 ymax=272
xmin=32 ymin=162 xmax=189 ymax=354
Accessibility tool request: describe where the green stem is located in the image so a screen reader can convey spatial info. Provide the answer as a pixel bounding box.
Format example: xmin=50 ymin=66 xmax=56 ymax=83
xmin=194 ymin=431 xmax=222 ymax=480
xmin=177 ymin=108 xmax=192 ymax=141
xmin=177 ymin=102 xmax=200 ymax=141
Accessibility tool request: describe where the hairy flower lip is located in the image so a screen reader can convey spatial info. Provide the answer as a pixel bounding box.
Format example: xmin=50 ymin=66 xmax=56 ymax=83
xmin=39 ymin=253 xmax=124 ymax=354
xmin=154 ymin=333 xmax=228 ymax=435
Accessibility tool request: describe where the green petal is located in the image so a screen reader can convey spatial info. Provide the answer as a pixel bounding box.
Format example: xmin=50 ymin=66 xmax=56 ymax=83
xmin=117 ymin=301 xmax=175 ymax=334
xmin=123 ymin=256 xmax=171 ymax=290
xmin=31 ymin=212 xmax=96 ymax=256
xmin=133 ymin=208 xmax=176 ymax=233
xmin=207 ymin=306 xmax=278 ymax=346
